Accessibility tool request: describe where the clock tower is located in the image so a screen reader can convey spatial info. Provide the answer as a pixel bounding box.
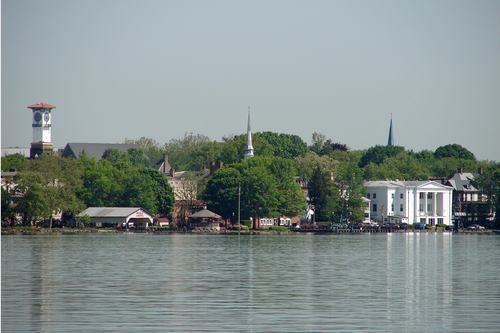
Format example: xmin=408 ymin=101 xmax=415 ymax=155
xmin=28 ymin=102 xmax=56 ymax=158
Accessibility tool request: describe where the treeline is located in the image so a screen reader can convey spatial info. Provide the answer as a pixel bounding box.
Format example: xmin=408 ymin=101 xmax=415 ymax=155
xmin=1 ymin=150 xmax=174 ymax=226
xmin=2 ymin=132 xmax=499 ymax=226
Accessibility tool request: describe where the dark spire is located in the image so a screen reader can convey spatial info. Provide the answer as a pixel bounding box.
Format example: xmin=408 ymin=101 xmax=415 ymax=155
xmin=387 ymin=114 xmax=393 ymax=146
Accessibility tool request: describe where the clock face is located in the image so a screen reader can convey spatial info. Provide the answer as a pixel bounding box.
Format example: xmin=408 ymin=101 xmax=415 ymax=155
xmin=44 ymin=112 xmax=50 ymax=122
xmin=33 ymin=112 xmax=42 ymax=122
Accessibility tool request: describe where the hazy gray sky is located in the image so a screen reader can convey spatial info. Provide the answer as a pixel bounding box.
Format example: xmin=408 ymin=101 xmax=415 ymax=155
xmin=2 ymin=0 xmax=500 ymax=160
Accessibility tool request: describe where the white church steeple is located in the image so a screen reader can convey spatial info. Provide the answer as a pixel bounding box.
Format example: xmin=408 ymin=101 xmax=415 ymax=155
xmin=243 ymin=107 xmax=254 ymax=159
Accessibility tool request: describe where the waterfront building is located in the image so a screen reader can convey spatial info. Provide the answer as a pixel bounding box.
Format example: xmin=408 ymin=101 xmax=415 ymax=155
xmin=445 ymin=169 xmax=494 ymax=227
xmin=189 ymin=209 xmax=222 ymax=231
xmin=364 ymin=180 xmax=453 ymax=225
xmin=78 ymin=207 xmax=153 ymax=228
xmin=29 ymin=102 xmax=56 ymax=158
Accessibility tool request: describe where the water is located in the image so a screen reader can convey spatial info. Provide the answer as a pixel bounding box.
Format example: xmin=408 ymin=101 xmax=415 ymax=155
xmin=2 ymin=233 xmax=500 ymax=332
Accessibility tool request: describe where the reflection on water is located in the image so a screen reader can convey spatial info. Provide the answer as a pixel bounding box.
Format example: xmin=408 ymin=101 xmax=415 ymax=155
xmin=2 ymin=233 xmax=500 ymax=332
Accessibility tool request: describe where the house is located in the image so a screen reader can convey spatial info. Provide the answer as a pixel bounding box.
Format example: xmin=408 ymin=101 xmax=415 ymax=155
xmin=78 ymin=207 xmax=153 ymax=229
xmin=189 ymin=209 xmax=222 ymax=231
xmin=364 ymin=180 xmax=453 ymax=226
xmin=61 ymin=143 xmax=137 ymax=160
xmin=445 ymin=170 xmax=493 ymax=227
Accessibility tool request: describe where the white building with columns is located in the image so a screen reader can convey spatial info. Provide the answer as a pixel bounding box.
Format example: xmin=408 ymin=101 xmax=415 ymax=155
xmin=364 ymin=180 xmax=453 ymax=226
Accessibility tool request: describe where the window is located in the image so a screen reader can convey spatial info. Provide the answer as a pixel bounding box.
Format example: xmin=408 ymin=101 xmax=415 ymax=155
xmin=427 ymin=192 xmax=433 ymax=199
xmin=373 ymin=204 xmax=377 ymax=212
xmin=400 ymin=204 xmax=404 ymax=212
xmin=367 ymin=193 xmax=370 ymax=199
xmin=400 ymin=193 xmax=404 ymax=199
xmin=427 ymin=203 xmax=432 ymax=212
xmin=373 ymin=193 xmax=376 ymax=199
xmin=391 ymin=204 xmax=394 ymax=212
xmin=438 ymin=218 xmax=443 ymax=225
xmin=391 ymin=193 xmax=394 ymax=199
xmin=419 ymin=192 xmax=425 ymax=199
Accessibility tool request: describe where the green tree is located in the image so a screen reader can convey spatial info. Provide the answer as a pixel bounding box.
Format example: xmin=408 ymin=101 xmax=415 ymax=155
xmin=296 ymin=152 xmax=337 ymax=183
xmin=1 ymin=187 xmax=16 ymax=225
xmin=358 ymin=145 xmax=405 ymax=168
xmin=267 ymin=158 xmax=306 ymax=217
xmin=203 ymin=168 xmax=242 ymax=220
xmin=141 ymin=168 xmax=174 ymax=216
xmin=310 ymin=132 xmax=326 ymax=154
xmin=254 ymin=132 xmax=308 ymax=159
xmin=125 ymin=137 xmax=164 ymax=161
xmin=239 ymin=166 xmax=280 ymax=221
xmin=320 ymin=140 xmax=349 ymax=156
xmin=434 ymin=144 xmax=476 ymax=160
xmin=1 ymin=154 xmax=28 ymax=172
xmin=308 ymin=166 xmax=338 ymax=222
xmin=13 ymin=172 xmax=52 ymax=226
xmin=218 ymin=134 xmax=274 ymax=164
xmin=475 ymin=163 xmax=500 ymax=227
xmin=29 ymin=155 xmax=85 ymax=226
xmin=78 ymin=157 xmax=124 ymax=207
xmin=164 ymin=133 xmax=222 ymax=170
xmin=364 ymin=152 xmax=430 ymax=180
xmin=334 ymin=162 xmax=366 ymax=222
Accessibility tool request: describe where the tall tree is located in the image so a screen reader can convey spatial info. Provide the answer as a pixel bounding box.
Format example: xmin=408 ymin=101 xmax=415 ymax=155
xmin=13 ymin=172 xmax=52 ymax=226
xmin=358 ymin=145 xmax=405 ymax=168
xmin=434 ymin=144 xmax=476 ymax=161
xmin=310 ymin=132 xmax=326 ymax=154
xmin=308 ymin=166 xmax=338 ymax=222
xmin=475 ymin=163 xmax=500 ymax=227
xmin=203 ymin=168 xmax=242 ymax=220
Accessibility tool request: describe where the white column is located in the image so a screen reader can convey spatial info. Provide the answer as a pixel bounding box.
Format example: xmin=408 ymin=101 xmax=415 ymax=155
xmin=423 ymin=192 xmax=427 ymax=216
xmin=433 ymin=193 xmax=437 ymax=216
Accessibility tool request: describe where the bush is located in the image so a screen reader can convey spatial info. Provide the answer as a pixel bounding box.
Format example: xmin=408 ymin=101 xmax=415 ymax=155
xmin=269 ymin=226 xmax=289 ymax=232
xmin=231 ymin=224 xmax=249 ymax=231
xmin=241 ymin=220 xmax=252 ymax=228
xmin=425 ymin=224 xmax=434 ymax=230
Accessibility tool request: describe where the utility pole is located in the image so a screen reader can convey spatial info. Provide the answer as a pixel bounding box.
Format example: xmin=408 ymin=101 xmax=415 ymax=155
xmin=238 ymin=183 xmax=241 ymax=234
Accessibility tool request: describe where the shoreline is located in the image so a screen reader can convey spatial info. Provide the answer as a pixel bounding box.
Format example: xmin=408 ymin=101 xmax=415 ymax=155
xmin=1 ymin=227 xmax=497 ymax=236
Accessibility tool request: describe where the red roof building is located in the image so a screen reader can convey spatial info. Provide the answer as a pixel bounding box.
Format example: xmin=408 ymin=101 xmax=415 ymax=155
xmin=28 ymin=103 xmax=56 ymax=109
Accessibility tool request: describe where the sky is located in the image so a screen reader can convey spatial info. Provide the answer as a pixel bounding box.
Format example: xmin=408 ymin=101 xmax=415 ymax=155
xmin=2 ymin=0 xmax=500 ymax=160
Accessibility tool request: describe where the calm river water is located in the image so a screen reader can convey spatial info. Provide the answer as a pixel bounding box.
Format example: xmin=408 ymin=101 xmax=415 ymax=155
xmin=2 ymin=233 xmax=500 ymax=332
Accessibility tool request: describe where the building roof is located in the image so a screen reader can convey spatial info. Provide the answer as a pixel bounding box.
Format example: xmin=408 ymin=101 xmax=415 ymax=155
xmin=78 ymin=207 xmax=148 ymax=218
xmin=448 ymin=172 xmax=477 ymax=192
xmin=1 ymin=147 xmax=30 ymax=157
xmin=28 ymin=103 xmax=56 ymax=109
xmin=365 ymin=180 xmax=453 ymax=190
xmin=190 ymin=209 xmax=221 ymax=219
xmin=62 ymin=143 xmax=137 ymax=160
xmin=364 ymin=180 xmax=403 ymax=187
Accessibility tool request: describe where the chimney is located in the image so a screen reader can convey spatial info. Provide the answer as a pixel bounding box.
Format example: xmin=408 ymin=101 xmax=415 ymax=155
xmin=458 ymin=167 xmax=464 ymax=174
xmin=210 ymin=161 xmax=224 ymax=176
xmin=169 ymin=167 xmax=175 ymax=177
xmin=478 ymin=167 xmax=484 ymax=175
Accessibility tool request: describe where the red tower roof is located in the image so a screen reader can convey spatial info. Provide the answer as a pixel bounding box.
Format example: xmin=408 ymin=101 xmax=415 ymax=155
xmin=28 ymin=103 xmax=56 ymax=109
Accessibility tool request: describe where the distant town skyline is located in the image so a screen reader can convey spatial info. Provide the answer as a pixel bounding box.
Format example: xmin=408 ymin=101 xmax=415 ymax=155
xmin=2 ymin=0 xmax=500 ymax=160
